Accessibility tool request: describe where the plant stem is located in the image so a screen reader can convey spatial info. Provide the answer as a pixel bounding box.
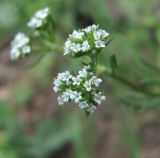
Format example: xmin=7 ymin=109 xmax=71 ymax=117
xmin=105 ymin=71 xmax=160 ymax=97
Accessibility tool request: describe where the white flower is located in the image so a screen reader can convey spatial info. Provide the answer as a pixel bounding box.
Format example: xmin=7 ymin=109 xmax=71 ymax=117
xmin=72 ymin=76 xmax=81 ymax=85
xmin=93 ymin=92 xmax=106 ymax=105
xmin=28 ymin=7 xmax=49 ymax=29
xmin=78 ymin=68 xmax=88 ymax=78
xmin=53 ymin=71 xmax=73 ymax=92
xmin=66 ymin=81 xmax=71 ymax=86
xmin=87 ymin=105 xmax=97 ymax=113
xmin=58 ymin=89 xmax=82 ymax=104
xmin=83 ymin=65 xmax=91 ymax=70
xmin=10 ymin=48 xmax=20 ymax=60
xmin=35 ymin=7 xmax=49 ymax=19
xmin=72 ymin=91 xmax=82 ymax=103
xmin=91 ymin=76 xmax=102 ymax=87
xmin=58 ymin=91 xmax=70 ymax=105
xmin=78 ymin=102 xmax=89 ymax=109
xmin=84 ymin=81 xmax=92 ymax=91
xmin=22 ymin=45 xmax=31 ymax=54
xmin=93 ymin=31 xmax=101 ymax=40
xmin=95 ymin=40 xmax=106 ymax=48
xmin=10 ymin=32 xmax=31 ymax=60
xmin=28 ymin=18 xmax=43 ymax=29
xmin=83 ymin=24 xmax=98 ymax=33
xmin=64 ymin=40 xmax=72 ymax=55
xmin=71 ymin=43 xmax=81 ymax=52
xmin=58 ymin=96 xmax=65 ymax=105
xmin=83 ymin=76 xmax=102 ymax=91
xmin=58 ymin=71 xmax=72 ymax=82
xmin=93 ymin=29 xmax=109 ymax=40
xmin=11 ymin=33 xmax=29 ymax=47
xmin=81 ymin=40 xmax=90 ymax=52
xmin=69 ymin=30 xmax=84 ymax=39
xmin=93 ymin=29 xmax=109 ymax=48
xmin=53 ymin=86 xmax=59 ymax=93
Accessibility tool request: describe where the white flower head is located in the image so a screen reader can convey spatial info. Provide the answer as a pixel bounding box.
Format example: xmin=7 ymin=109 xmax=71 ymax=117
xmin=64 ymin=24 xmax=109 ymax=56
xmin=10 ymin=32 xmax=31 ymax=60
xmin=53 ymin=65 xmax=106 ymax=114
xmin=28 ymin=7 xmax=50 ymax=29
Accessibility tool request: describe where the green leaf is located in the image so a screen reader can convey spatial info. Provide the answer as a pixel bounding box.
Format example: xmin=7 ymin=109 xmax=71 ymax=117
xmin=110 ymin=54 xmax=118 ymax=76
xmin=106 ymin=38 xmax=114 ymax=47
xmin=27 ymin=52 xmax=46 ymax=69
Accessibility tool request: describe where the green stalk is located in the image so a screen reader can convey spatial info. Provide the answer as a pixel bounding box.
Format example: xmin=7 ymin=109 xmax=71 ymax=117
xmin=105 ymin=70 xmax=160 ymax=97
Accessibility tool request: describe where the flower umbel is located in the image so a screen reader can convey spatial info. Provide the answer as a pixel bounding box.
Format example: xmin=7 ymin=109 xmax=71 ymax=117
xmin=64 ymin=24 xmax=109 ymax=57
xmin=10 ymin=32 xmax=31 ymax=60
xmin=53 ymin=65 xmax=106 ymax=114
xmin=27 ymin=7 xmax=50 ymax=29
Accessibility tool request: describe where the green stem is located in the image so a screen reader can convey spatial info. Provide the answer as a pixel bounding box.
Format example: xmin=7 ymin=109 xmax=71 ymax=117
xmin=95 ymin=54 xmax=98 ymax=73
xmin=105 ymin=71 xmax=160 ymax=97
xmin=90 ymin=54 xmax=99 ymax=73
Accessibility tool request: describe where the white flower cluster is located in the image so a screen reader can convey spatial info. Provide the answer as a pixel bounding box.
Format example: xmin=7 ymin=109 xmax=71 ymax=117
xmin=10 ymin=32 xmax=31 ymax=60
xmin=28 ymin=7 xmax=49 ymax=29
xmin=53 ymin=65 xmax=106 ymax=113
xmin=64 ymin=24 xmax=109 ymax=56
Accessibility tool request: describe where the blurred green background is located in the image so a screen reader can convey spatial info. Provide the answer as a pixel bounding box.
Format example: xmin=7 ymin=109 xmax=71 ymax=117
xmin=0 ymin=0 xmax=160 ymax=158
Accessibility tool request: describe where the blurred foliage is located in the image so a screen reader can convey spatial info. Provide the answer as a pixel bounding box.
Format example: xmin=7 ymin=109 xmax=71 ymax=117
xmin=0 ymin=0 xmax=160 ymax=157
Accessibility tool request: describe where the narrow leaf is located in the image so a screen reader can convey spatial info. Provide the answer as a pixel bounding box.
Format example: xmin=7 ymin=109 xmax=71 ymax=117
xmin=110 ymin=54 xmax=118 ymax=75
